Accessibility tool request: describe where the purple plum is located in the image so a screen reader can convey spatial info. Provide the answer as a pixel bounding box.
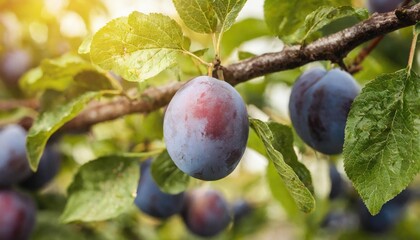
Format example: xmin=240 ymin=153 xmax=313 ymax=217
xmin=0 ymin=124 xmax=31 ymax=187
xmin=164 ymin=76 xmax=249 ymax=180
xmin=289 ymin=68 xmax=360 ymax=155
xmin=182 ymin=189 xmax=231 ymax=237
xmin=19 ymin=143 xmax=61 ymax=191
xmin=0 ymin=189 xmax=36 ymax=240
xmin=134 ymin=159 xmax=185 ymax=219
xmin=367 ymin=0 xmax=404 ymax=13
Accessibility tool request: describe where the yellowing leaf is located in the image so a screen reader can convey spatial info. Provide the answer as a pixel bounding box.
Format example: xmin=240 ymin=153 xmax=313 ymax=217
xmin=90 ymin=13 xmax=190 ymax=82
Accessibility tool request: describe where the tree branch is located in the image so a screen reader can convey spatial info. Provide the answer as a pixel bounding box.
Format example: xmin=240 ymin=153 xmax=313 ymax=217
xmin=222 ymin=3 xmax=420 ymax=84
xmin=4 ymin=3 xmax=420 ymax=131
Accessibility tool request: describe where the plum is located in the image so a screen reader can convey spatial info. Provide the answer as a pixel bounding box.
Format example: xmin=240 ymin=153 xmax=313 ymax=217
xmin=232 ymin=199 xmax=254 ymax=223
xmin=134 ymin=159 xmax=185 ymax=219
xmin=182 ymin=189 xmax=231 ymax=237
xmin=164 ymin=76 xmax=249 ymax=181
xmin=0 ymin=189 xmax=36 ymax=240
xmin=288 ymin=68 xmax=360 ymax=155
xmin=0 ymin=124 xmax=32 ymax=187
xmin=20 ymin=143 xmax=61 ymax=191
xmin=0 ymin=49 xmax=32 ymax=86
xmin=367 ymin=0 xmax=404 ymax=13
xmin=329 ymin=164 xmax=347 ymax=200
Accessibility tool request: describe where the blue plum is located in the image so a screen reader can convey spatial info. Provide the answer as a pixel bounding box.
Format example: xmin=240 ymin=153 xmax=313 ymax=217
xmin=20 ymin=143 xmax=61 ymax=191
xmin=164 ymin=76 xmax=249 ymax=180
xmin=0 ymin=189 xmax=36 ymax=240
xmin=367 ymin=0 xmax=404 ymax=13
xmin=232 ymin=199 xmax=254 ymax=223
xmin=182 ymin=189 xmax=231 ymax=237
xmin=358 ymin=190 xmax=410 ymax=233
xmin=288 ymin=68 xmax=360 ymax=155
xmin=329 ymin=164 xmax=347 ymax=200
xmin=0 ymin=124 xmax=31 ymax=187
xmin=134 ymin=159 xmax=185 ymax=219
xmin=0 ymin=49 xmax=32 ymax=86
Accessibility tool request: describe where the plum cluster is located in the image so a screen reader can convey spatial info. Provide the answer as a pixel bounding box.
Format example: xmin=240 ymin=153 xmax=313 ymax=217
xmin=289 ymin=68 xmax=360 ymax=155
xmin=164 ymin=76 xmax=249 ymax=181
xmin=0 ymin=124 xmax=62 ymax=240
xmin=367 ymin=0 xmax=404 ymax=13
xmin=134 ymin=158 xmax=255 ymax=237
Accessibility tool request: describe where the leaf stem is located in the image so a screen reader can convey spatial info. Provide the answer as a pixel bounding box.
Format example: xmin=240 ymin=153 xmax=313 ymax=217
xmin=216 ymin=32 xmax=223 ymax=60
xmin=183 ymin=50 xmax=212 ymax=68
xmin=408 ymin=30 xmax=418 ymax=72
xmin=105 ymin=72 xmax=123 ymax=91
xmin=99 ymin=89 xmax=123 ymax=96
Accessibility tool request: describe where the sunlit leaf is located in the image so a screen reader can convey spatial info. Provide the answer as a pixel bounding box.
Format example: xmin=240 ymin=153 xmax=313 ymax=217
xmin=90 ymin=13 xmax=189 ymax=82
xmin=173 ymin=0 xmax=218 ymax=33
xmin=214 ymin=0 xmax=247 ymax=33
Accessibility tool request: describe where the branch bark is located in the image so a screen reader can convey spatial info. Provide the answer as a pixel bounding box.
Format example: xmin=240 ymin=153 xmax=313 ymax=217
xmin=4 ymin=3 xmax=420 ymax=131
xmin=222 ymin=3 xmax=420 ymax=85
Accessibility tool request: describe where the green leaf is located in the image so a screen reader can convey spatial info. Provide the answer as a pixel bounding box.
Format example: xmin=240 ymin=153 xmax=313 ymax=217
xmin=291 ymin=6 xmax=368 ymax=44
xmin=26 ymin=92 xmax=102 ymax=170
xmin=344 ymin=69 xmax=420 ymax=215
xmin=213 ymin=0 xmax=247 ymax=33
xmin=250 ymin=119 xmax=315 ymax=213
xmin=78 ymin=34 xmax=93 ymax=55
xmin=267 ymin=122 xmax=314 ymax=194
xmin=33 ymin=212 xmax=90 ymax=240
xmin=20 ymin=55 xmax=91 ymax=93
xmin=264 ymin=0 xmax=351 ymax=44
xmin=19 ymin=54 xmax=113 ymax=95
xmin=90 ymin=13 xmax=189 ymax=82
xmin=60 ymin=155 xmax=139 ymax=223
xmin=267 ymin=162 xmax=300 ymax=220
xmin=151 ymin=150 xmax=190 ymax=194
xmin=238 ymin=51 xmax=256 ymax=60
xmin=172 ymin=0 xmax=218 ymax=33
xmin=414 ymin=22 xmax=420 ymax=35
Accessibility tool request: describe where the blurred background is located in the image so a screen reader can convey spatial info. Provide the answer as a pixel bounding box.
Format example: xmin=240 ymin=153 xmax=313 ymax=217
xmin=1 ymin=0 xmax=419 ymax=239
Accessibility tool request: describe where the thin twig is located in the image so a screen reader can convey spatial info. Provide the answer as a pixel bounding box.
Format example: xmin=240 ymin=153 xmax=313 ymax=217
xmin=347 ymin=0 xmax=413 ymax=74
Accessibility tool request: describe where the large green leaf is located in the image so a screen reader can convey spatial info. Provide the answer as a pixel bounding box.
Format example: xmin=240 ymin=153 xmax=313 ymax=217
xmin=250 ymin=119 xmax=315 ymax=213
xmin=26 ymin=92 xmax=102 ymax=170
xmin=344 ymin=69 xmax=420 ymax=215
xmin=173 ymin=0 xmax=218 ymax=33
xmin=151 ymin=150 xmax=190 ymax=194
xmin=264 ymin=0 xmax=350 ymax=44
xmin=60 ymin=155 xmax=139 ymax=223
xmin=214 ymin=0 xmax=247 ymax=33
xmin=291 ymin=6 xmax=368 ymax=44
xmin=90 ymin=13 xmax=189 ymax=82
